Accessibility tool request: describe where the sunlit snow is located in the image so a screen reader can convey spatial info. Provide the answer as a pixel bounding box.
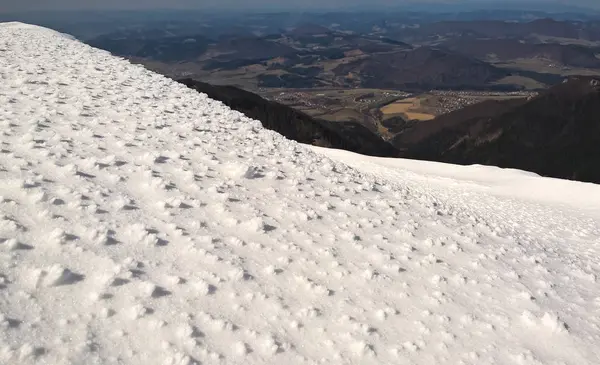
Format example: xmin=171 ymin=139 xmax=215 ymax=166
xmin=0 ymin=22 xmax=599 ymax=365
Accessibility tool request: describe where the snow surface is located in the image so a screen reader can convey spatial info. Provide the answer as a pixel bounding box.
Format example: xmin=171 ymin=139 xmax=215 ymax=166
xmin=1 ymin=22 xmax=600 ymax=365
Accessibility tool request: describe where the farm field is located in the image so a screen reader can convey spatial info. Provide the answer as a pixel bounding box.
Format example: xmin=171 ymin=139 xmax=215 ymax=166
xmin=380 ymin=97 xmax=435 ymax=121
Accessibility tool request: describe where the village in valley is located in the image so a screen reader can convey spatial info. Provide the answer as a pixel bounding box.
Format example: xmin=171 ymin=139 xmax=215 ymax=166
xmin=261 ymin=88 xmax=536 ymax=131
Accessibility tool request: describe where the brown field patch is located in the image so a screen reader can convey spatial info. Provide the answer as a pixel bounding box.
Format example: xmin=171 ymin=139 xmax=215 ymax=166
xmin=403 ymin=112 xmax=436 ymax=121
xmin=380 ymin=97 xmax=435 ymax=121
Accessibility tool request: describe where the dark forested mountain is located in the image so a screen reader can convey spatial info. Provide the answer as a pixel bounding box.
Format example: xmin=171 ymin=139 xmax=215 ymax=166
xmin=441 ymin=38 xmax=600 ymax=69
xmin=396 ymin=77 xmax=600 ymax=183
xmin=332 ymin=47 xmax=510 ymax=90
xmin=178 ymin=79 xmax=400 ymax=158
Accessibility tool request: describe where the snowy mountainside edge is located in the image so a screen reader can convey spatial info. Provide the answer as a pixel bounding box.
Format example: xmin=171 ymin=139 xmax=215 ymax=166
xmin=0 ymin=21 xmax=77 ymax=40
xmin=0 ymin=21 xmax=599 ymax=365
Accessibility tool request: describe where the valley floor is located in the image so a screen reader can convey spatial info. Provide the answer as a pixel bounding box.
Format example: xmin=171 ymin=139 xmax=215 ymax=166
xmin=0 ymin=22 xmax=599 ymax=365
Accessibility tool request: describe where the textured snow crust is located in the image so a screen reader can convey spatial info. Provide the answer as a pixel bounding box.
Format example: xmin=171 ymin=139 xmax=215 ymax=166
xmin=1 ymin=22 xmax=600 ymax=365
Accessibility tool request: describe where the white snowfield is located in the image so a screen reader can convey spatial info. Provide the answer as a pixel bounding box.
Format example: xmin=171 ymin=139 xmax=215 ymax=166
xmin=1 ymin=22 xmax=599 ymax=365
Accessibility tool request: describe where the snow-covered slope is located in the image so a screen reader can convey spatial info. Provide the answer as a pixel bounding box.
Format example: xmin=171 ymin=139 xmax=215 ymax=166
xmin=0 ymin=22 xmax=599 ymax=365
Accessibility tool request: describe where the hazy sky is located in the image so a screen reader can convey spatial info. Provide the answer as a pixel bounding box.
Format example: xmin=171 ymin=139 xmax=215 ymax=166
xmin=1 ymin=0 xmax=598 ymax=12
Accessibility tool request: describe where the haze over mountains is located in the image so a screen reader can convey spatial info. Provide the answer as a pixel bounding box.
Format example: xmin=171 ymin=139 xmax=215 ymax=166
xmin=2 ymin=0 xmax=600 ymax=12
xmin=84 ymin=15 xmax=600 ymax=92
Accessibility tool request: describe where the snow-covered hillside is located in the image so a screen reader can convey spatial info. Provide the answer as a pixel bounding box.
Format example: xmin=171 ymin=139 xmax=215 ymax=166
xmin=0 ymin=22 xmax=599 ymax=365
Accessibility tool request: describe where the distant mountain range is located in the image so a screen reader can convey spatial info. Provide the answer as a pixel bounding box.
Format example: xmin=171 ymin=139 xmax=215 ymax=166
xmin=88 ymin=18 xmax=600 ymax=92
xmin=392 ymin=18 xmax=600 ymax=42
xmin=440 ymin=38 xmax=600 ymax=69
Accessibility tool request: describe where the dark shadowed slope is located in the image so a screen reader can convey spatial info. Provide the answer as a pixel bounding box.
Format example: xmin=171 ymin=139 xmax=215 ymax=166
xmin=397 ymin=77 xmax=600 ymax=183
xmin=178 ymin=79 xmax=400 ymax=158
xmin=391 ymin=97 xmax=529 ymax=149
